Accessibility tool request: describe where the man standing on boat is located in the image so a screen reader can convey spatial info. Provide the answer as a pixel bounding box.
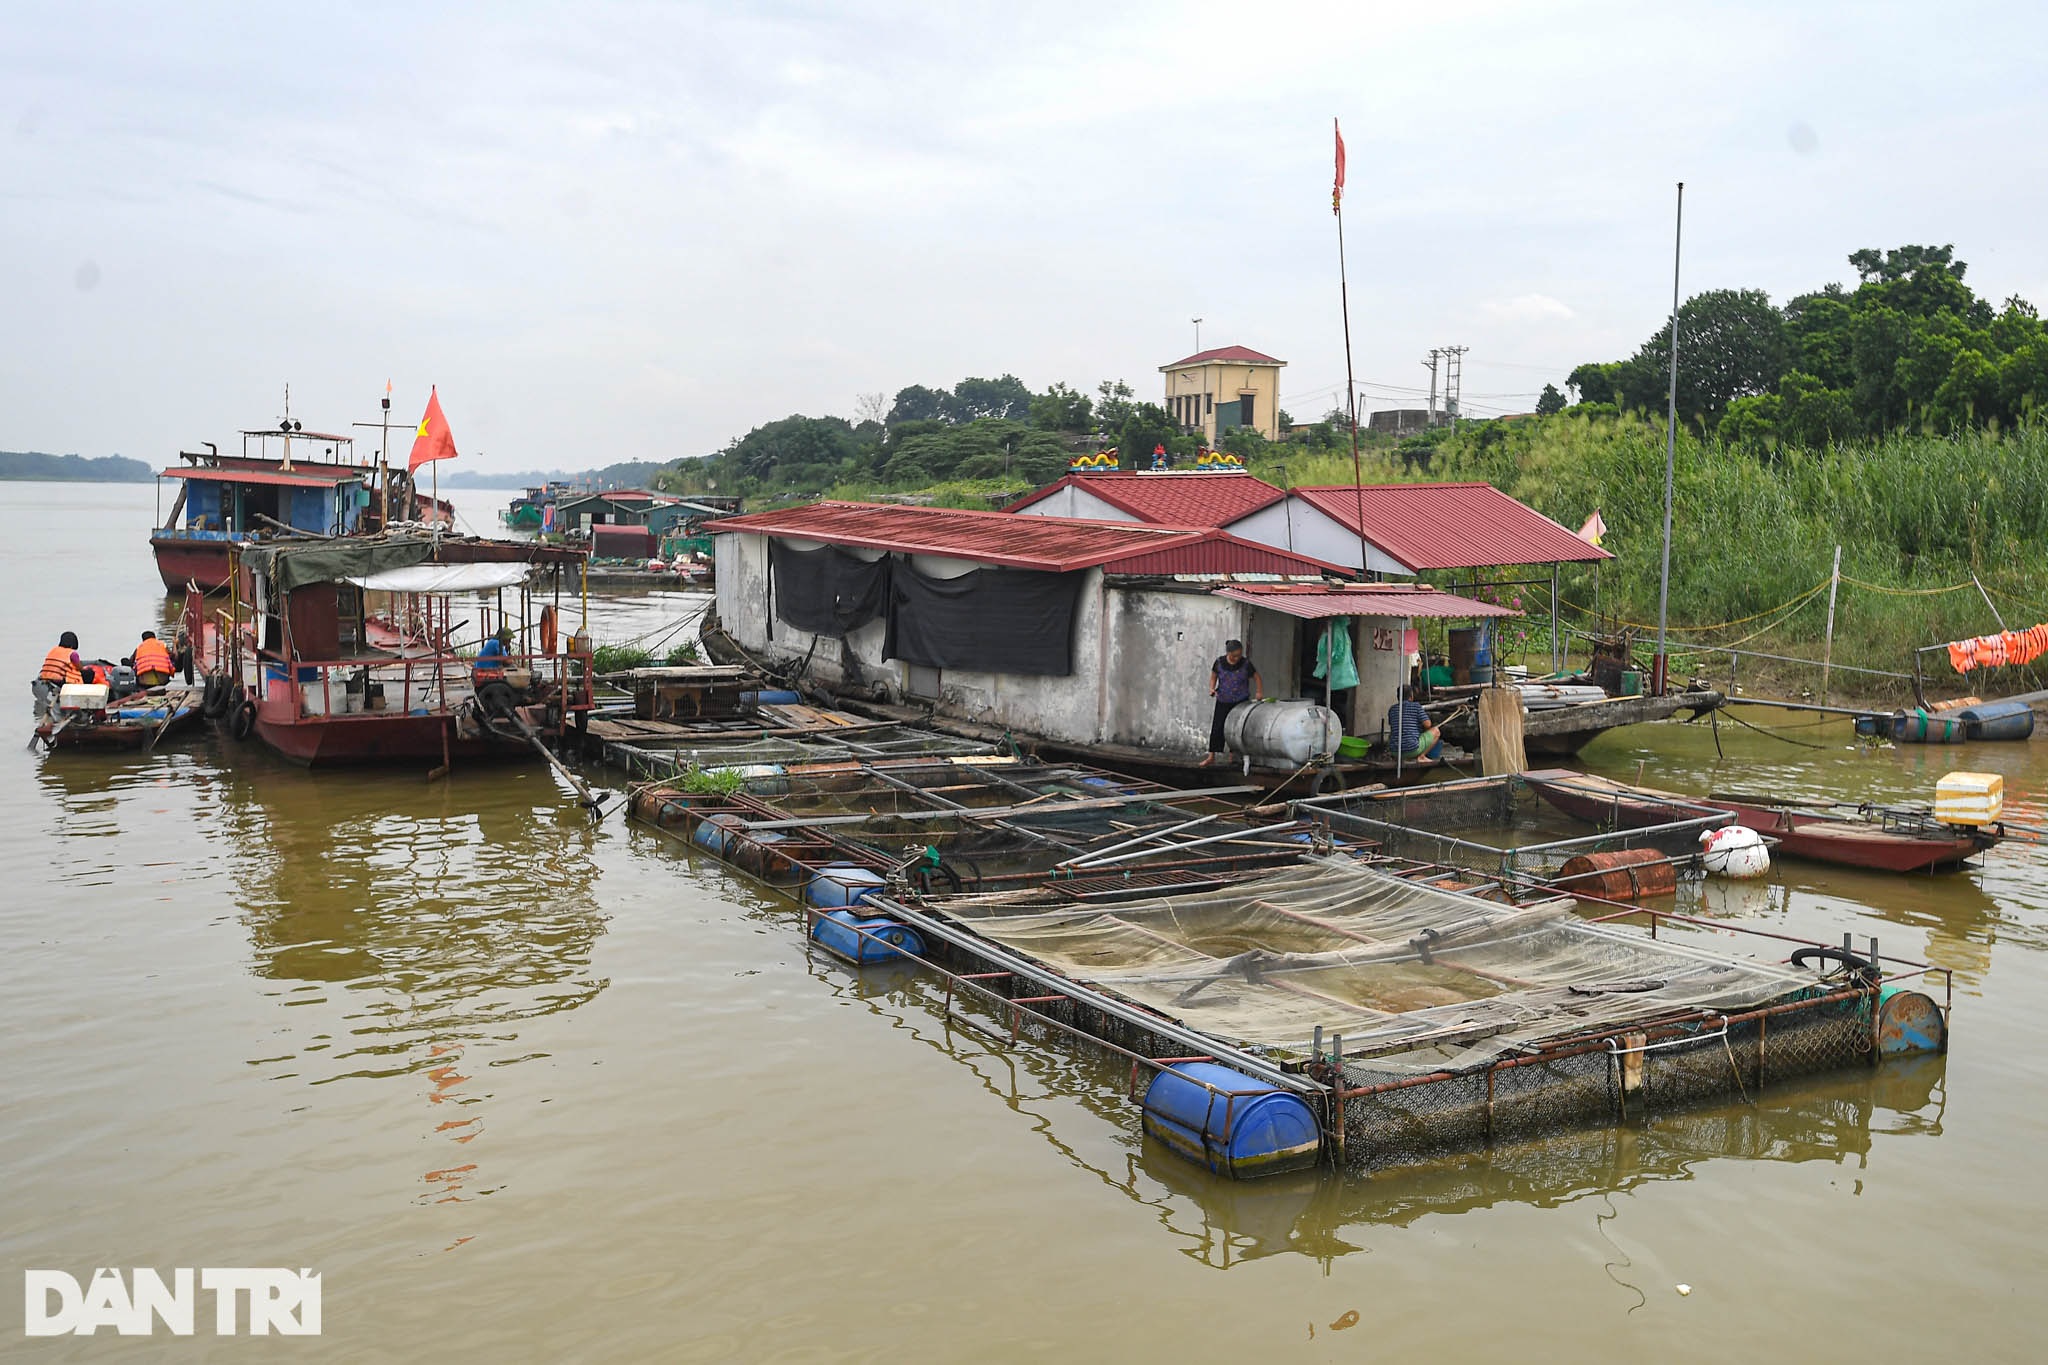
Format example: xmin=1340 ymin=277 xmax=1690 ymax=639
xmin=1200 ymin=639 xmax=1261 ymax=767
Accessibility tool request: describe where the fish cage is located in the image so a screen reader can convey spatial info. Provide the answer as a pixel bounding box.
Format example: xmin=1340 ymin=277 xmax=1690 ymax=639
xmin=868 ymin=857 xmax=1950 ymax=1175
xmin=629 ymin=756 xmax=1308 ymax=896
xmin=628 ymin=763 xmax=1952 ymax=1181
xmin=1294 ymin=773 xmax=1733 ymax=894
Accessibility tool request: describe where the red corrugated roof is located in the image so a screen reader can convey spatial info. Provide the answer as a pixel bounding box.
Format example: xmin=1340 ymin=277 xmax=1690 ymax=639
xmin=1217 ymin=583 xmax=1519 ymax=619
xmin=1005 ymin=471 xmax=1286 ymax=526
xmin=1288 ymin=484 xmax=1612 ymax=570
xmin=1098 ymin=533 xmax=1348 ymax=578
xmin=1161 ymin=345 xmax=1286 ymax=369
xmin=709 ymin=501 xmax=1341 ymax=577
xmin=159 ymin=466 xmax=360 ymax=488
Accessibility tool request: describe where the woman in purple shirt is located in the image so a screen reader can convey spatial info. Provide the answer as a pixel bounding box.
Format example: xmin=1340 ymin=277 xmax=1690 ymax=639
xmin=1199 ymin=638 xmax=1261 ymax=767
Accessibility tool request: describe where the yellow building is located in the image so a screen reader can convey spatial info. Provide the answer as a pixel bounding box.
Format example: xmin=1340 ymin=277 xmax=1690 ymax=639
xmin=1159 ymin=345 xmax=1286 ymax=445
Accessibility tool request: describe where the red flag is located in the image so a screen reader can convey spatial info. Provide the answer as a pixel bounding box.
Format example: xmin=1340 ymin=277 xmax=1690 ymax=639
xmin=407 ymin=386 xmax=458 ymax=472
xmin=1332 ymin=119 xmax=1346 ymax=215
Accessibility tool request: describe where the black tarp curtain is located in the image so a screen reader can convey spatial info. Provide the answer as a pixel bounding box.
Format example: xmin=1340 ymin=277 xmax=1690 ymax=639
xmin=769 ymin=541 xmax=1080 ymax=676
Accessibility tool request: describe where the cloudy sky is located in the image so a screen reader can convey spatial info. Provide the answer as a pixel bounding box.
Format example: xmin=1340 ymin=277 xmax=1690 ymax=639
xmin=5 ymin=1 xmax=2044 ymax=474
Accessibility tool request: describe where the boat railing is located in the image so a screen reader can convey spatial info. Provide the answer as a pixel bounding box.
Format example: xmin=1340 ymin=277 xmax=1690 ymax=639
xmin=255 ymin=651 xmax=590 ymax=720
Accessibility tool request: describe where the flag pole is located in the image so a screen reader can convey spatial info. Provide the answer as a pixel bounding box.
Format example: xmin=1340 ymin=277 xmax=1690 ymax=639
xmin=1653 ymin=181 xmax=1683 ymax=697
xmin=1333 ymin=118 xmax=1369 ymax=581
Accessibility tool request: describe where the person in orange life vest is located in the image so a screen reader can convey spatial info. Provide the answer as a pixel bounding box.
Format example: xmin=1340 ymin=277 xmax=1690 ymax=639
xmin=35 ymin=631 xmax=83 ymax=717
xmin=132 ymin=631 xmax=175 ymax=687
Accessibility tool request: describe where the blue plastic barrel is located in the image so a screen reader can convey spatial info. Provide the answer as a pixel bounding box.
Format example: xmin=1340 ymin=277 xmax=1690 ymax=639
xmin=1957 ymin=699 xmax=2036 ymax=741
xmin=743 ymin=689 xmax=802 ymax=706
xmin=1140 ymin=1061 xmax=1322 ymax=1178
xmin=1472 ymin=624 xmax=1493 ymax=669
xmin=691 ymin=813 xmax=746 ymax=856
xmin=807 ymin=864 xmax=886 ymax=908
xmin=810 ymin=910 xmax=923 ymax=964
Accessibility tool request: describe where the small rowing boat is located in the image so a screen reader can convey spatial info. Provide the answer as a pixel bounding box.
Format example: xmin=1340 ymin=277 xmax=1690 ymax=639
xmin=33 ymin=683 xmax=205 ymax=751
xmin=1522 ymin=768 xmax=1999 ymax=873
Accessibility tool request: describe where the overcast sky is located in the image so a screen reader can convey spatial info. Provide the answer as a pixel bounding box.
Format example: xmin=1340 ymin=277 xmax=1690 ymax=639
xmin=5 ymin=1 xmax=2044 ymax=474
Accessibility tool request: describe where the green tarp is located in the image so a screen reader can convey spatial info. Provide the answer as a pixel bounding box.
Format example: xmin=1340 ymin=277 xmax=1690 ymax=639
xmin=243 ymin=538 xmax=434 ymax=593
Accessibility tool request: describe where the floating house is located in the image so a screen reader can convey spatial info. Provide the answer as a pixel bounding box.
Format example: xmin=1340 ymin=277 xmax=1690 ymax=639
xmin=708 ymin=502 xmax=1507 ymax=770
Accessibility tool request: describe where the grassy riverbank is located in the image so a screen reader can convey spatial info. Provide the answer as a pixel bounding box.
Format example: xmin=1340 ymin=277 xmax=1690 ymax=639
xmin=1303 ymin=416 xmax=2048 ymax=693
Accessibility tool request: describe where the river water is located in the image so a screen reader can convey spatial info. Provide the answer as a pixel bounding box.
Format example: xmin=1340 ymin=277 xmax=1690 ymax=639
xmin=3 ymin=481 xmax=2044 ymax=1360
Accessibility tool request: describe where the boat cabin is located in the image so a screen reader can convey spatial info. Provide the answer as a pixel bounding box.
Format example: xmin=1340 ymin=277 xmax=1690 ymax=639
xmin=222 ymin=535 xmax=592 ymax=765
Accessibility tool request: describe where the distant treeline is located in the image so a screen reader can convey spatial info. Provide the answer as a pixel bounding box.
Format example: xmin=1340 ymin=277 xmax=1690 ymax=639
xmin=441 ymin=460 xmax=671 ymax=489
xmin=0 ymin=451 xmax=153 ymax=482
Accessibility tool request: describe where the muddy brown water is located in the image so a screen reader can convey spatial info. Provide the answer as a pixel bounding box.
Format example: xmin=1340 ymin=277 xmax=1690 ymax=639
xmin=4 ymin=483 xmax=2045 ymax=1359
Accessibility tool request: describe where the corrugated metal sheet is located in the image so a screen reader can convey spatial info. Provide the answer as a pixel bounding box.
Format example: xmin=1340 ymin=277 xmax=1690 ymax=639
xmin=1291 ymin=484 xmax=1612 ymax=569
xmin=709 ymin=501 xmax=1344 ymax=577
xmin=1217 ymin=584 xmax=1519 ymax=620
xmin=1098 ymin=534 xmax=1346 ymax=578
xmin=1006 ymin=471 xmax=1285 ymax=526
xmin=159 ymin=467 xmax=359 ymax=488
xmin=709 ymin=501 xmax=1203 ymax=572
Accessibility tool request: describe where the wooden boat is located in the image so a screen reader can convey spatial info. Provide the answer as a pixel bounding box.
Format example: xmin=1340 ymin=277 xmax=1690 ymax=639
xmin=34 ymin=684 xmax=204 ymax=751
xmin=206 ymin=534 xmax=593 ymax=768
xmin=1522 ymin=768 xmax=1998 ymax=873
xmin=1435 ymin=687 xmax=1724 ymax=757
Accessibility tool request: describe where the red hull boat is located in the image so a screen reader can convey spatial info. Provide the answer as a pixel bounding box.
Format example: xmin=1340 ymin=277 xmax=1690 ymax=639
xmin=1523 ymin=769 xmax=1997 ymax=873
xmin=204 ymin=534 xmax=592 ymax=770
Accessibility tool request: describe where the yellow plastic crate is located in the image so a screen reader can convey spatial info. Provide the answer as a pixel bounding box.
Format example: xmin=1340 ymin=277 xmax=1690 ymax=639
xmin=1935 ymin=771 xmax=2004 ymax=826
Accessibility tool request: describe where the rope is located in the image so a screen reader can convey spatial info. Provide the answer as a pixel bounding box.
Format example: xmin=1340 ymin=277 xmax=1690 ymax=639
xmin=1837 ymin=575 xmax=1975 ymax=597
xmin=1719 ymin=707 xmax=1832 ymax=750
xmin=1556 ymin=577 xmax=1831 ymax=633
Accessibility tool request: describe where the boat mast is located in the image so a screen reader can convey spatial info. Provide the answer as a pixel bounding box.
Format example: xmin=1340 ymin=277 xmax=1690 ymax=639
xmin=1653 ymin=182 xmax=1683 ymax=696
xmin=380 ymin=380 xmax=392 ymax=528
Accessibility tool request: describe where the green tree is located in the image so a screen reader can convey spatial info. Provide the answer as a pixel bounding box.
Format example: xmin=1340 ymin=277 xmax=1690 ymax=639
xmin=887 ymin=385 xmax=952 ymax=426
xmin=1030 ymin=382 xmax=1094 ymax=432
xmin=1117 ymin=403 xmax=1185 ymax=469
xmin=1095 ymin=379 xmax=1135 ymax=431
xmin=1535 ymin=383 xmax=1567 ymax=416
xmin=950 ymin=375 xmax=1034 ymax=422
xmin=1615 ymin=288 xmax=1788 ymax=423
xmin=1566 ymin=361 xmax=1630 ymax=406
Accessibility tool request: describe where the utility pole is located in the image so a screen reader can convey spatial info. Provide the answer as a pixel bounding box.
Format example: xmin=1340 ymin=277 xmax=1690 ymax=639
xmin=1441 ymin=345 xmax=1468 ymax=423
xmin=1653 ymin=181 xmax=1685 ymax=699
xmin=1422 ymin=349 xmax=1441 ymax=426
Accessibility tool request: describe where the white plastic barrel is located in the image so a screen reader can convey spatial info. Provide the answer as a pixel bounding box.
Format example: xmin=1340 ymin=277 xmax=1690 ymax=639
xmin=1224 ymin=701 xmax=1343 ymax=765
xmin=1700 ymin=825 xmax=1770 ymax=879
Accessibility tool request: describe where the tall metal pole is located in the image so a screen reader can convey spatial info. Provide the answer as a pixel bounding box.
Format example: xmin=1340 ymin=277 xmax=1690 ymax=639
xmin=379 ymin=380 xmax=392 ymax=528
xmin=1820 ymin=543 xmax=1841 ymax=703
xmin=1334 ymin=123 xmax=1369 ymax=581
xmin=1653 ymin=181 xmax=1684 ymax=696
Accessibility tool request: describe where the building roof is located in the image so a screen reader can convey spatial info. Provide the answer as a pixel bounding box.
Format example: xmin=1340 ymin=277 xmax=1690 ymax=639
xmin=1284 ymin=484 xmax=1613 ymax=570
xmin=159 ymin=466 xmax=361 ymax=489
xmin=1096 ymin=533 xmax=1349 ymax=578
xmin=709 ymin=501 xmax=1344 ymax=577
xmin=1161 ymin=345 xmax=1287 ymax=370
xmin=1216 ymin=583 xmax=1520 ymax=620
xmin=1004 ymin=471 xmax=1287 ymax=526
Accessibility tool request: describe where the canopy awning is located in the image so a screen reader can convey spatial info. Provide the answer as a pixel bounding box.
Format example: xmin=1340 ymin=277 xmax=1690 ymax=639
xmin=160 ymin=466 xmax=360 ymax=488
xmin=344 ymin=563 xmax=534 ymax=594
xmin=1217 ymin=584 xmax=1520 ymax=620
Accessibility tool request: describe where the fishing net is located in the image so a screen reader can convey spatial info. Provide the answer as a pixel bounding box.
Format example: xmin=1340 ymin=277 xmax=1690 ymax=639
xmin=933 ymin=858 xmax=1820 ymax=1078
xmin=1301 ymin=777 xmax=1727 ymax=884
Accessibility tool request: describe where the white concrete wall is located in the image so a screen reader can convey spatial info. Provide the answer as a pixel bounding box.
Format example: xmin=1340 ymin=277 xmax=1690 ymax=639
xmin=1012 ymin=485 xmax=1139 ymax=522
xmin=1227 ymin=498 xmax=1414 ymax=576
xmin=717 ymin=530 xmax=1262 ymax=756
xmin=1101 ymin=589 xmax=1248 ymax=752
xmin=1355 ymin=615 xmax=1410 ymax=742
